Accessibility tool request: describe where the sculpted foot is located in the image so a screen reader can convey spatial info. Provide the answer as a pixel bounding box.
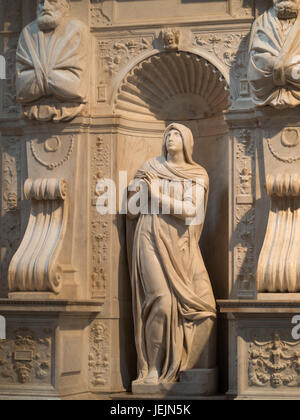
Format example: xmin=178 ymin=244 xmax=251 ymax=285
xmin=144 ymin=369 xmax=159 ymax=384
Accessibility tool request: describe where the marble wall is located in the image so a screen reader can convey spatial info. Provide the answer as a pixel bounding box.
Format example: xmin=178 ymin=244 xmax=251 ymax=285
xmin=2 ymin=0 xmax=297 ymax=400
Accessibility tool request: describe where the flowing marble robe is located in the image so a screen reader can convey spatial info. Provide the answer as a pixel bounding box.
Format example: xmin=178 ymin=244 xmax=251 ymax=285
xmin=127 ymin=124 xmax=216 ymax=384
xmin=16 ymin=18 xmax=89 ymax=121
xmin=248 ymin=8 xmax=300 ymax=108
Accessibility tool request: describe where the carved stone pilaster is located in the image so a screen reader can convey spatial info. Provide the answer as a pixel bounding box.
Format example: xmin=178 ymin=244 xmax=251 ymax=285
xmin=90 ymin=136 xmax=110 ymax=299
xmin=8 ymin=178 xmax=68 ymax=294
xmin=88 ymin=320 xmax=109 ymax=388
xmin=226 ymin=113 xmax=258 ymax=300
xmin=234 ymin=129 xmax=256 ymax=296
xmin=257 ymin=174 xmax=300 ymax=293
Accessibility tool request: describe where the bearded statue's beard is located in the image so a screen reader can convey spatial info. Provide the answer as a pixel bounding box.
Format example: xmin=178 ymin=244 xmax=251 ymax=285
xmin=274 ymin=1 xmax=299 ymax=19
xmin=37 ymin=11 xmax=64 ymax=31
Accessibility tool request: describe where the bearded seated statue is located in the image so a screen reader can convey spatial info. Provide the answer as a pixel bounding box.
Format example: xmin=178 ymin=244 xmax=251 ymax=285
xmin=16 ymin=0 xmax=89 ymax=122
xmin=248 ymin=0 xmax=300 ymax=109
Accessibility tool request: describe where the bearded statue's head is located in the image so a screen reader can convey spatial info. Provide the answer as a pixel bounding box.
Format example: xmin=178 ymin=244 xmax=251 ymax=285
xmin=273 ymin=0 xmax=300 ymax=19
xmin=37 ymin=0 xmax=70 ymax=31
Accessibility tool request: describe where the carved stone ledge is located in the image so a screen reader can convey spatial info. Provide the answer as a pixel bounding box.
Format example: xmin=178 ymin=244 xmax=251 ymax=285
xmin=257 ymin=174 xmax=300 ymax=293
xmin=218 ymin=300 xmax=300 ymax=314
xmin=0 ymin=299 xmax=104 ymax=313
xmin=0 ymin=327 xmax=52 ymax=386
xmin=8 ymin=178 xmax=69 ymax=295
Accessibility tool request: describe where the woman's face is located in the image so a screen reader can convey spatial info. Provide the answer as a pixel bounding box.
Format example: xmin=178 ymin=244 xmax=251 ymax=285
xmin=166 ymin=129 xmax=183 ymax=154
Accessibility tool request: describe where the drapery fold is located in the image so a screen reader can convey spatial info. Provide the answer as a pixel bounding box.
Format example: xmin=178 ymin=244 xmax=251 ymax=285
xmin=16 ymin=19 xmax=88 ymax=105
xmin=127 ymin=124 xmax=216 ymax=383
xmin=248 ymin=9 xmax=300 ymax=108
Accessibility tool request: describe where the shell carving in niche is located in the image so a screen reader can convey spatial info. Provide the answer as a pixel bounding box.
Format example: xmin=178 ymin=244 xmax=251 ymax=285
xmin=114 ymin=52 xmax=230 ymax=121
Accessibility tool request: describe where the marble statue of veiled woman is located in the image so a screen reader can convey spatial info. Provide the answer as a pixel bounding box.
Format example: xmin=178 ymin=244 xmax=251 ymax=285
xmin=127 ymin=123 xmax=216 ymax=386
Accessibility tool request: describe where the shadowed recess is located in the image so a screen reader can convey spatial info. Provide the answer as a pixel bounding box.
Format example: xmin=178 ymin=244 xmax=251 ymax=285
xmin=114 ymin=52 xmax=231 ymax=121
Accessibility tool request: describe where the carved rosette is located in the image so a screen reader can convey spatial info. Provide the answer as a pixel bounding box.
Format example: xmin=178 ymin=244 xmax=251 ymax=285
xmin=8 ymin=178 xmax=68 ymax=294
xmin=249 ymin=333 xmax=300 ymax=388
xmin=0 ymin=328 xmax=52 ymax=385
xmin=257 ymin=174 xmax=300 ymax=292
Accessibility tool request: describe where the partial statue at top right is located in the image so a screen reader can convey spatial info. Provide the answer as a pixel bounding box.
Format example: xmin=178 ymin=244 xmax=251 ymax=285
xmin=248 ymin=0 xmax=300 ymax=109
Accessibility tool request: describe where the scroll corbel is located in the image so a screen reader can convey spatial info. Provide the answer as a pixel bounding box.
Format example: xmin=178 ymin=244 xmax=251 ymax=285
xmin=8 ymin=178 xmax=68 ymax=295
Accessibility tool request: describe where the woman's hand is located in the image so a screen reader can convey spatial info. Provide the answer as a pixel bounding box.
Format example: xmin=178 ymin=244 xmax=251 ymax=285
xmin=143 ymin=172 xmax=161 ymax=200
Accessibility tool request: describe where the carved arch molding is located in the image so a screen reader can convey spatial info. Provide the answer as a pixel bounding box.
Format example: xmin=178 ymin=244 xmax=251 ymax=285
xmin=114 ymin=51 xmax=231 ymax=122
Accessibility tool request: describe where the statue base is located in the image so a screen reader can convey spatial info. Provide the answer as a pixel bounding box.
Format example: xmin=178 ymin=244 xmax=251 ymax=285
xmin=132 ymin=317 xmax=218 ymax=396
xmin=219 ymin=299 xmax=300 ymax=400
xmin=132 ymin=368 xmax=218 ymax=396
xmin=0 ymin=299 xmax=105 ymax=400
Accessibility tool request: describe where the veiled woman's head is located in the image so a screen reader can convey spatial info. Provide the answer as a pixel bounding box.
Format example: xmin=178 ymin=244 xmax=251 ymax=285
xmin=165 ymin=128 xmax=184 ymax=155
xmin=163 ymin=123 xmax=195 ymax=165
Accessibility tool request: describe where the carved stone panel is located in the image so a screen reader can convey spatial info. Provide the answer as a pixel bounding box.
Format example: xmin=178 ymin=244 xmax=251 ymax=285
xmin=97 ymin=36 xmax=153 ymax=77
xmin=30 ymin=135 xmax=75 ymax=170
xmin=88 ymin=320 xmax=109 ymax=388
xmin=193 ymin=31 xmax=250 ymax=100
xmin=90 ymin=136 xmax=111 ymax=299
xmin=232 ymin=316 xmax=300 ymax=398
xmin=0 ymin=137 xmax=23 ymax=298
xmin=91 ymin=0 xmax=256 ymax=27
xmin=232 ymin=128 xmax=256 ymax=298
xmin=95 ymin=34 xmax=154 ymax=106
xmin=0 ymin=327 xmax=53 ymax=385
xmin=267 ymin=128 xmax=300 ymax=165
xmin=249 ymin=333 xmax=300 ymax=388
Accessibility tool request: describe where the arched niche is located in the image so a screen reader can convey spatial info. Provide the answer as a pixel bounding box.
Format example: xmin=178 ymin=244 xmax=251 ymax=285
xmin=114 ymin=51 xmax=230 ymax=121
xmin=114 ymin=50 xmax=230 ymax=301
